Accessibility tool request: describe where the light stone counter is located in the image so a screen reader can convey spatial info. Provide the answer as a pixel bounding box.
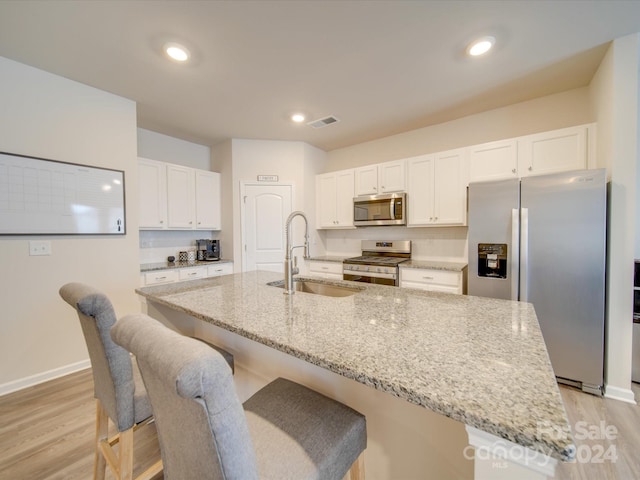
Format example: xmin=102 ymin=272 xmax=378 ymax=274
xmin=400 ymin=259 xmax=468 ymax=272
xmin=136 ymin=270 xmax=574 ymax=468
xmin=140 ymin=259 xmax=233 ymax=272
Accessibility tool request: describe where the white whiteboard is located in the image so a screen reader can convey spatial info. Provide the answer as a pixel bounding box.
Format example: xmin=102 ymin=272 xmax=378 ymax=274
xmin=0 ymin=152 xmax=125 ymax=235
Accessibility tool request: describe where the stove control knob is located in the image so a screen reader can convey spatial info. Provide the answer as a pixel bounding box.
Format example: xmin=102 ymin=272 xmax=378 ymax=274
xmin=363 ymin=266 xmax=369 ymax=272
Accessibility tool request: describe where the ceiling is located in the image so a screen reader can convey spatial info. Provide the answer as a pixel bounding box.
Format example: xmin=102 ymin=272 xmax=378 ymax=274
xmin=1 ymin=1 xmax=639 ymax=152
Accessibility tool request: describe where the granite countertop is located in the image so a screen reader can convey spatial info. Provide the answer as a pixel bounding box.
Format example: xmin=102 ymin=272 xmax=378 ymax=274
xmin=136 ymin=270 xmax=574 ymax=461
xmin=400 ymin=260 xmax=468 ymax=272
xmin=307 ymin=255 xmax=351 ymax=263
xmin=140 ymin=259 xmax=233 ymax=273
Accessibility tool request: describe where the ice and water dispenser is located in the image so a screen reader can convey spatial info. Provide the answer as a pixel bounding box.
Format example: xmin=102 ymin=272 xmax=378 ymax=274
xmin=477 ymin=243 xmax=508 ymax=279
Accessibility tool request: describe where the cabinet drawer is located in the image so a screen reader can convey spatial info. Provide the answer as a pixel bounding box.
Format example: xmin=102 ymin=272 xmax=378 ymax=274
xmin=144 ymin=270 xmax=178 ymax=286
xmin=179 ymin=267 xmax=206 ymax=281
xmin=401 ymin=281 xmax=460 ymax=295
xmin=309 ymin=261 xmax=343 ymax=275
xmin=401 ymin=268 xmax=460 ymax=287
xmin=208 ymin=263 xmax=233 ymax=277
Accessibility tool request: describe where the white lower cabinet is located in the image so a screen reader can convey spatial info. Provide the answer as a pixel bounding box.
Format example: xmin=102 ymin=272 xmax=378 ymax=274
xmin=141 ymin=263 xmax=233 ymax=286
xmin=400 ymin=268 xmax=465 ymax=295
xmin=207 ymin=263 xmax=233 ymax=277
xmin=179 ymin=267 xmax=207 ymax=281
xmin=308 ymin=261 xmax=343 ymax=279
xmin=143 ymin=270 xmax=179 ymax=286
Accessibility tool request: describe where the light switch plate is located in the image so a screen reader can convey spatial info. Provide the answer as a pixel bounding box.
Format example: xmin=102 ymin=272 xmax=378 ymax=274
xmin=29 ymin=240 xmax=51 ymax=256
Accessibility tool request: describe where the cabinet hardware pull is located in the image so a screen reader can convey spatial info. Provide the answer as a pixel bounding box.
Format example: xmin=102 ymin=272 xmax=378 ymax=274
xmin=512 ymin=168 xmax=516 ymax=174
xmin=157 ymin=276 xmax=166 ymax=280
xmin=423 ymin=276 xmax=434 ymax=280
xmin=528 ymin=166 xmax=533 ymax=171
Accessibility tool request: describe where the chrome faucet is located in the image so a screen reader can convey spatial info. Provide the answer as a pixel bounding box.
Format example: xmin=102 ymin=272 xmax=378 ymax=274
xmin=284 ymin=211 xmax=310 ymax=294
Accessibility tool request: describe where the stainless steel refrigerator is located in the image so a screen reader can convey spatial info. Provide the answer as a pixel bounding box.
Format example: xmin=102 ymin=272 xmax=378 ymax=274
xmin=468 ymin=169 xmax=607 ymax=395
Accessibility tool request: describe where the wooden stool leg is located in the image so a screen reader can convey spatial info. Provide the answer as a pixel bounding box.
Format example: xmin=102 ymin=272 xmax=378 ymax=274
xmin=119 ymin=428 xmax=134 ymax=480
xmin=343 ymin=452 xmax=365 ymax=480
xmin=94 ymin=400 xmax=108 ymax=480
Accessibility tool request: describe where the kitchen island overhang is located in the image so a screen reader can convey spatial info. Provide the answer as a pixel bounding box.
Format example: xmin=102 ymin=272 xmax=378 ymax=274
xmin=136 ymin=271 xmax=575 ymax=478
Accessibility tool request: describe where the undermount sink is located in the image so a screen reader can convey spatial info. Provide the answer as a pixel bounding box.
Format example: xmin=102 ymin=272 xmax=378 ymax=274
xmin=268 ymin=279 xmax=362 ymax=297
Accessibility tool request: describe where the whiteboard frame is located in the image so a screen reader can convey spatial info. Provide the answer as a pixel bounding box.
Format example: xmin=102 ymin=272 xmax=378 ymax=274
xmin=0 ymin=151 xmax=126 ymax=236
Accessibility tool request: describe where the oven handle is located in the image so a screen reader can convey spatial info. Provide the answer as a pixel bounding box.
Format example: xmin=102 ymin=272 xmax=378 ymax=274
xmin=343 ymin=269 xmax=397 ymax=280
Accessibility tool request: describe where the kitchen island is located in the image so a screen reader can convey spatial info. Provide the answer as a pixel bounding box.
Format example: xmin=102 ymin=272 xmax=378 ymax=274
xmin=136 ymin=271 xmax=574 ymax=480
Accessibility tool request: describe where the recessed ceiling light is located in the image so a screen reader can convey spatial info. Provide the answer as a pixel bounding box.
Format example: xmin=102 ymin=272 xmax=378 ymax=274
xmin=291 ymin=113 xmax=306 ymax=123
xmin=164 ymin=42 xmax=190 ymax=62
xmin=467 ymin=36 xmax=495 ymax=57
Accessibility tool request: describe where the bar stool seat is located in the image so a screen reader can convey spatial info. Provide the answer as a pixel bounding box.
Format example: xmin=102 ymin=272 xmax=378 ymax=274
xmin=111 ymin=313 xmax=367 ymax=480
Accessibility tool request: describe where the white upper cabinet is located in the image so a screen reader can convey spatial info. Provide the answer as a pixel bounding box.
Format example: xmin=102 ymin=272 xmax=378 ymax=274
xmin=316 ymin=169 xmax=355 ymax=229
xmin=517 ymin=124 xmax=590 ymax=177
xmin=139 ymin=159 xmax=221 ymax=231
xmin=194 ymin=170 xmax=221 ymax=230
xmin=354 ymin=160 xmax=405 ymax=195
xmin=167 ymin=164 xmax=195 ymax=228
xmin=468 ymin=139 xmax=518 ymax=184
xmin=468 ymin=124 xmax=593 ymax=184
xmin=138 ymin=158 xmax=167 ymax=229
xmin=406 ymin=148 xmax=467 ymax=227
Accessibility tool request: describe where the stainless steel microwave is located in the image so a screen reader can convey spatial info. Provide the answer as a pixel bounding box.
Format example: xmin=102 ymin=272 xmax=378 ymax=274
xmin=353 ymin=193 xmax=406 ymax=226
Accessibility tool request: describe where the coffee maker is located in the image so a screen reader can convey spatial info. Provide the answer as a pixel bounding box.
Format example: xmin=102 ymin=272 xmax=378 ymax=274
xmin=196 ymin=239 xmax=220 ymax=261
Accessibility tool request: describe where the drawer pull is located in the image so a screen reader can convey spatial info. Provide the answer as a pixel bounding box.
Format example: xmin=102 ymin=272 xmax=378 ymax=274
xmin=322 ymin=266 xmax=329 ymax=270
xmin=423 ymin=276 xmax=434 ymax=280
xmin=156 ymin=276 xmax=166 ymax=280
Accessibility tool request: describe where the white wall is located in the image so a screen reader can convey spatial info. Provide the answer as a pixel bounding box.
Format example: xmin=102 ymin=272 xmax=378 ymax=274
xmin=326 ymin=88 xmax=591 ymax=172
xmin=137 ymin=128 xmax=211 ymax=170
xmin=589 ymin=34 xmax=639 ymax=402
xmin=220 ymin=139 xmax=327 ymax=270
xmin=0 ymin=57 xmax=139 ymax=393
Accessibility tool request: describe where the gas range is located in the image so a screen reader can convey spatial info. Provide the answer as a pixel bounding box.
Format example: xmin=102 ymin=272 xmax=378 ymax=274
xmin=343 ymin=240 xmax=411 ymax=286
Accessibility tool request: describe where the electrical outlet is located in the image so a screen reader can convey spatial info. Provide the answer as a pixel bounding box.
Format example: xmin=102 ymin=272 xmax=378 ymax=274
xmin=29 ymin=240 xmax=51 ymax=256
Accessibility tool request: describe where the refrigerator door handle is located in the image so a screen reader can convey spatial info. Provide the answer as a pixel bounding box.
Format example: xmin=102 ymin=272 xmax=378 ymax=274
xmin=520 ymin=207 xmax=529 ymax=302
xmin=511 ymin=208 xmax=520 ymax=301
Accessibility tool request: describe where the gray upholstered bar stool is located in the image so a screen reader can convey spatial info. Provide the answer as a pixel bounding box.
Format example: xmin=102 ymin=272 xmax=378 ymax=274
xmin=112 ymin=313 xmax=367 ymax=480
xmin=59 ymin=282 xmax=234 ymax=480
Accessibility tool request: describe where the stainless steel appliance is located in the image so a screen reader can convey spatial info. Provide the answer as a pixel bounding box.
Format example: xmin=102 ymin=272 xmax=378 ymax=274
xmin=353 ymin=193 xmax=406 ymax=227
xmin=343 ymin=240 xmax=411 ymax=286
xmin=196 ymin=239 xmax=220 ymax=261
xmin=468 ymin=169 xmax=607 ymax=395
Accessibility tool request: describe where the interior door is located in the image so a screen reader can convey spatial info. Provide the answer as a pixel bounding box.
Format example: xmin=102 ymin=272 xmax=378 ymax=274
xmin=241 ymin=184 xmax=292 ymax=273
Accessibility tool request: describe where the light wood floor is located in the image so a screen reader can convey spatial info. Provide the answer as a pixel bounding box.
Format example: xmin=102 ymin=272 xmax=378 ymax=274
xmin=0 ymin=369 xmax=638 ymax=479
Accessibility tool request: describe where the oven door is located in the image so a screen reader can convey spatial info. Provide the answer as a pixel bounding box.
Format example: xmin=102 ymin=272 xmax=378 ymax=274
xmin=343 ymin=271 xmax=397 ymax=287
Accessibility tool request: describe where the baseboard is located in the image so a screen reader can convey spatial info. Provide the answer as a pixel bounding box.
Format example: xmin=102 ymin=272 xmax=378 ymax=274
xmin=0 ymin=359 xmax=91 ymax=397
xmin=603 ymin=384 xmax=637 ymax=404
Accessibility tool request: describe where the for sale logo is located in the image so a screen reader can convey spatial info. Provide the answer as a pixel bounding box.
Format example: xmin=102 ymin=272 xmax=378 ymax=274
xmin=537 ymin=420 xmax=619 ymax=464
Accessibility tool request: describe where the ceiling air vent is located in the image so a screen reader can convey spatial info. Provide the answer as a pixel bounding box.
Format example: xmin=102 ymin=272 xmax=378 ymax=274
xmin=307 ymin=116 xmax=340 ymax=129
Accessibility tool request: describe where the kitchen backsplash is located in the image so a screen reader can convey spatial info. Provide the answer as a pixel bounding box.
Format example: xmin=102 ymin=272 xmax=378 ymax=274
xmin=321 ymin=226 xmax=468 ymax=262
xmin=139 ymin=230 xmax=220 ymax=264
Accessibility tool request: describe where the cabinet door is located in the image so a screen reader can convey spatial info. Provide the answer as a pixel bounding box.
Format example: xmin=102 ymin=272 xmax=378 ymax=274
xmin=138 ymin=158 xmax=167 ymax=229
xmin=379 ymin=160 xmax=405 ymax=193
xmin=433 ymin=149 xmax=466 ymax=225
xmin=195 ymin=170 xmax=221 ymax=230
xmin=316 ymin=173 xmax=338 ymax=228
xmin=354 ymin=165 xmax=378 ymax=195
xmin=334 ymin=170 xmax=355 ymax=227
xmin=167 ymin=165 xmax=195 ymax=228
xmin=406 ymin=155 xmax=435 ymax=226
xmin=469 ymin=139 xmax=518 ymax=183
xmin=518 ymin=125 xmax=588 ymax=177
